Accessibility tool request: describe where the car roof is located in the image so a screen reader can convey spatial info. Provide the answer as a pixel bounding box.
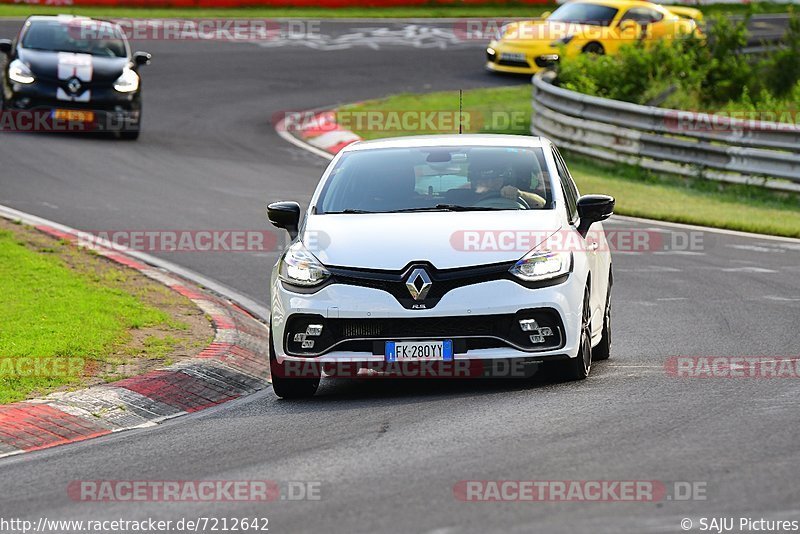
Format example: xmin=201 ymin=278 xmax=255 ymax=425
xmin=342 ymin=134 xmax=549 ymax=153
xmin=24 ymin=14 xmax=117 ymax=25
xmin=564 ymin=0 xmax=662 ymax=10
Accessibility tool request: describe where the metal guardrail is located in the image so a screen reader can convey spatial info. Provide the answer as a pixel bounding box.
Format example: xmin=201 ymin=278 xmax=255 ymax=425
xmin=531 ymin=71 xmax=800 ymax=193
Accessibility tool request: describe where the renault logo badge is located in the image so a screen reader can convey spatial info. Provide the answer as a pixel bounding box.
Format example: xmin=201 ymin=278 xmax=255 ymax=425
xmin=405 ymin=268 xmax=432 ymax=301
xmin=67 ymin=78 xmax=82 ymax=94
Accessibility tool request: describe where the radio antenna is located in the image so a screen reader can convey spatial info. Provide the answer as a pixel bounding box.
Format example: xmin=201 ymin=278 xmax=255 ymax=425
xmin=458 ymin=89 xmax=463 ymax=134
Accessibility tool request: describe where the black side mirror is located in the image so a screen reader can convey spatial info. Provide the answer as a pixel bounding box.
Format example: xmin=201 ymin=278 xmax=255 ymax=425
xmin=576 ymin=194 xmax=615 ymax=236
xmin=133 ymin=51 xmax=151 ymax=67
xmin=267 ymin=201 xmax=301 ymax=240
xmin=0 ymin=39 xmax=12 ymax=56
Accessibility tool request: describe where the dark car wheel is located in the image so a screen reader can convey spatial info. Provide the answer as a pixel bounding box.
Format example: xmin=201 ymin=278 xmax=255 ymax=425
xmin=269 ymin=323 xmax=319 ymax=399
xmin=592 ymin=275 xmax=612 ymax=361
xmin=582 ymin=42 xmax=605 ymax=55
xmin=552 ymin=288 xmax=592 ymax=381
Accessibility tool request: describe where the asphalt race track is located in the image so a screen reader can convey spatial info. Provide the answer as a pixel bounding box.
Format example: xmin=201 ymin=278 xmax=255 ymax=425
xmin=1 ymin=18 xmax=799 ymax=534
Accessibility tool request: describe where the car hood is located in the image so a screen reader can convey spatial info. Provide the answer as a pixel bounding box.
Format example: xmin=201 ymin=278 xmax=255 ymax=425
xmin=302 ymin=210 xmax=563 ymax=270
xmin=499 ymin=20 xmax=600 ymax=46
xmin=17 ymin=48 xmax=129 ymax=83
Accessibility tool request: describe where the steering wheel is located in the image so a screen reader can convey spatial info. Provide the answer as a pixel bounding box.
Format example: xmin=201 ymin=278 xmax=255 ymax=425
xmin=473 ymin=193 xmax=530 ymax=210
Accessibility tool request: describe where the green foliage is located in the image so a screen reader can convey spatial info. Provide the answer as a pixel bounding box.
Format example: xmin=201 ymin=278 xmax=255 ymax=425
xmin=762 ymin=8 xmax=800 ymax=97
xmin=557 ymin=10 xmax=800 ymax=116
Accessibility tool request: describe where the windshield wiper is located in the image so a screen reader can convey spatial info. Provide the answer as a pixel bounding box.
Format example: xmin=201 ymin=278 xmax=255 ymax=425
xmin=386 ymin=204 xmax=506 ymax=213
xmin=325 ymin=205 xmax=509 ymax=214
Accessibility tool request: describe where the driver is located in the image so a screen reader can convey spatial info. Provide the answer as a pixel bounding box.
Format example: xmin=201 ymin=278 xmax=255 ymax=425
xmin=469 ymin=163 xmax=546 ymax=208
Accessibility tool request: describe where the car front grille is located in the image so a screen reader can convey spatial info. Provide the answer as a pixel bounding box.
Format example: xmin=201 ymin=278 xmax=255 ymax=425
xmin=284 ymin=309 xmax=565 ymax=357
xmin=497 ymin=58 xmax=530 ymax=68
xmin=327 ymin=261 xmax=514 ymax=310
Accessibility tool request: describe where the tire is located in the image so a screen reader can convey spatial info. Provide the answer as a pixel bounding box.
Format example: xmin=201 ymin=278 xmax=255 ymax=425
xmin=582 ymin=42 xmax=605 ymax=55
xmin=269 ymin=324 xmax=319 ymax=399
xmin=552 ymin=288 xmax=592 ymax=381
xmin=592 ymin=274 xmax=612 ymax=361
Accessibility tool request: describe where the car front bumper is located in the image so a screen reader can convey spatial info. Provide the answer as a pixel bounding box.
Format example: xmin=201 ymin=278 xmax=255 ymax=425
xmin=2 ymin=83 xmax=141 ymax=132
xmin=486 ymin=41 xmax=559 ymax=75
xmin=270 ymin=272 xmax=584 ymax=366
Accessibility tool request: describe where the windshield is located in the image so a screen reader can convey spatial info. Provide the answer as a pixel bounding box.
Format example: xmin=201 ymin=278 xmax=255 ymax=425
xmin=548 ymin=3 xmax=619 ymax=27
xmin=316 ymin=146 xmax=554 ymax=214
xmin=21 ymin=20 xmax=127 ymax=58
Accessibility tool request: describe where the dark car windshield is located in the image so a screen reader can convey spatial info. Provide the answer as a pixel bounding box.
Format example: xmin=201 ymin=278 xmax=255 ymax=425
xmin=548 ymin=3 xmax=619 ymax=27
xmin=21 ymin=20 xmax=127 ymax=57
xmin=316 ymin=146 xmax=554 ymax=214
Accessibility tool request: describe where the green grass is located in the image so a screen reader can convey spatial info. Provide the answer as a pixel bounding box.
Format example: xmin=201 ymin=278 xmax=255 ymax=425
xmin=568 ymin=157 xmax=800 ymax=237
xmin=338 ymin=86 xmax=800 ymax=238
xmin=0 ymin=228 xmax=170 ymax=403
xmin=141 ymin=335 xmax=180 ymax=359
xmin=0 ymin=3 xmax=788 ymax=19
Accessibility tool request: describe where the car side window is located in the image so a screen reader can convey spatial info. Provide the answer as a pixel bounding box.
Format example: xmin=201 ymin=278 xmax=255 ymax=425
xmin=621 ymin=7 xmax=663 ymax=24
xmin=551 ymin=147 xmax=578 ymax=223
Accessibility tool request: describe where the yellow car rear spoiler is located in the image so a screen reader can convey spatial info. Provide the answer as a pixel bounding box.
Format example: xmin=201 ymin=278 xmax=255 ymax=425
xmin=665 ymin=6 xmax=703 ymax=21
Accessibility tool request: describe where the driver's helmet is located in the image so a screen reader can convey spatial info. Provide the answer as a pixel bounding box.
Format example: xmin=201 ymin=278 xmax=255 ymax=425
xmin=467 ymin=156 xmax=513 ymax=188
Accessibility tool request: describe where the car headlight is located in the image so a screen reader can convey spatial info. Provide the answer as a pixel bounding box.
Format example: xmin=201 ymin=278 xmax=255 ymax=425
xmin=8 ymin=59 xmax=34 ymax=84
xmin=113 ymin=67 xmax=139 ymax=93
xmin=509 ymin=249 xmax=572 ymax=282
xmin=550 ymin=35 xmax=575 ymax=47
xmin=279 ymin=241 xmax=330 ymax=287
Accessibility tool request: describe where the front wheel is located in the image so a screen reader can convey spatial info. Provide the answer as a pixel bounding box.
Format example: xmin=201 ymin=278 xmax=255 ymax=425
xmin=592 ymin=275 xmax=612 ymax=361
xmin=551 ymin=288 xmax=592 ymax=381
xmin=269 ymin=324 xmax=319 ymax=399
xmin=582 ymin=42 xmax=605 ymax=55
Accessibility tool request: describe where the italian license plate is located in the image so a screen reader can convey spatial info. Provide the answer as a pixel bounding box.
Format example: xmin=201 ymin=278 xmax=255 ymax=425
xmin=501 ymin=52 xmax=527 ymax=62
xmin=385 ymin=340 xmax=453 ymax=362
xmin=53 ymin=109 xmax=95 ymax=122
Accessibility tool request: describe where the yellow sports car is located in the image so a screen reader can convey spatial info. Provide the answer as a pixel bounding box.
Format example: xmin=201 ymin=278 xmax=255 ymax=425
xmin=486 ymin=0 xmax=702 ymax=75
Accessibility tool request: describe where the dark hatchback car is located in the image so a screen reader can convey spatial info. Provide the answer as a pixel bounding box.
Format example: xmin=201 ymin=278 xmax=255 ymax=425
xmin=0 ymin=15 xmax=151 ymax=139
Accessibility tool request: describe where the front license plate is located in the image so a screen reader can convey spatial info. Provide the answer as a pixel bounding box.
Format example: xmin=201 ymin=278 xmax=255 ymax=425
xmin=53 ymin=109 xmax=95 ymax=122
xmin=501 ymin=52 xmax=526 ymax=62
xmin=385 ymin=340 xmax=453 ymax=362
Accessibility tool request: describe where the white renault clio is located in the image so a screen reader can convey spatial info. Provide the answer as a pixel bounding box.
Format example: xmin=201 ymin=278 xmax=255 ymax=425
xmin=267 ymin=135 xmax=614 ymax=398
